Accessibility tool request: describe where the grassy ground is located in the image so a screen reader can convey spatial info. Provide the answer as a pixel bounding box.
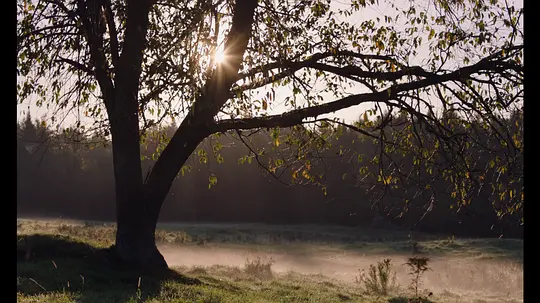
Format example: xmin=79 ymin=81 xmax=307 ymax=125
xmin=17 ymin=218 xmax=523 ymax=303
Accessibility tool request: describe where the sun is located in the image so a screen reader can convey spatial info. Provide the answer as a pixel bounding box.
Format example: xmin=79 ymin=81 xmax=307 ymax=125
xmin=214 ymin=48 xmax=226 ymax=64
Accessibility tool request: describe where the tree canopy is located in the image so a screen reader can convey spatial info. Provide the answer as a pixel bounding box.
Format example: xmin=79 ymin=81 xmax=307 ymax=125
xmin=17 ymin=0 xmax=523 ymax=268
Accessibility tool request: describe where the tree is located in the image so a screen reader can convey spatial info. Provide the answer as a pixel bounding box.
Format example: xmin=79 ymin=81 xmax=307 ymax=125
xmin=17 ymin=0 xmax=523 ymax=269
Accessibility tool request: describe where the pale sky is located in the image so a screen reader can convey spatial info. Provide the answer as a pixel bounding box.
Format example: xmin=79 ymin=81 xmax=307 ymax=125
xmin=17 ymin=0 xmax=522 ymax=131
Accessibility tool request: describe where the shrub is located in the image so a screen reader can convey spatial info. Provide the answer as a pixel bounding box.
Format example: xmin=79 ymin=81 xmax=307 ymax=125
xmin=356 ymin=258 xmax=396 ymax=295
xmin=404 ymin=256 xmax=431 ymax=301
xmin=244 ymin=257 xmax=274 ymax=279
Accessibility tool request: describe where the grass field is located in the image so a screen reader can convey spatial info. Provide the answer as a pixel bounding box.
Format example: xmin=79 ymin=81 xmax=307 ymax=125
xmin=17 ymin=218 xmax=523 ymax=303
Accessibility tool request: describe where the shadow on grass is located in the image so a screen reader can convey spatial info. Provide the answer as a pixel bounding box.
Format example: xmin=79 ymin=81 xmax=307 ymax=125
xmin=17 ymin=234 xmax=202 ymax=303
xmin=388 ymin=296 xmax=435 ymax=303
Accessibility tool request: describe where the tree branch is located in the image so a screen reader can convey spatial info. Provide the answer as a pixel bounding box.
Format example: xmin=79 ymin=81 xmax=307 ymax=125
xmin=232 ymin=51 xmax=433 ymax=94
xmin=103 ymin=0 xmax=119 ymax=68
xmin=76 ymin=0 xmax=115 ymax=104
xmin=235 ymin=130 xmax=291 ymax=187
xmin=143 ymin=0 xmax=259 ymax=220
xmin=43 ymin=0 xmax=79 ymax=21
xmin=17 ymin=23 xmax=77 ymax=48
xmin=238 ymin=50 xmax=400 ymax=80
xmin=192 ymin=0 xmax=259 ymax=117
xmin=323 ymin=119 xmax=379 ymax=140
xmin=213 ymin=57 xmax=507 ymax=133
xmin=236 ymin=50 xmax=403 ymax=82
xmin=56 ymin=56 xmax=94 ymax=75
xmin=113 ymin=0 xmax=154 ymax=108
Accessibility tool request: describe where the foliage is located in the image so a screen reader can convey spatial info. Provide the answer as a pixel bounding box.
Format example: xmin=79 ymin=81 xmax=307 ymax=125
xmin=244 ymin=256 xmax=275 ymax=279
xmin=17 ymin=0 xmax=524 ymax=261
xmin=404 ymin=256 xmax=431 ymax=300
xmin=356 ymin=258 xmax=397 ymax=295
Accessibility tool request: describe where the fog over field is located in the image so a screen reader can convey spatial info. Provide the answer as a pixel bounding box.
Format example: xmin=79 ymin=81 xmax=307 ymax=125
xmin=18 ymin=218 xmax=523 ymax=303
xmin=161 ymin=245 xmax=523 ymax=300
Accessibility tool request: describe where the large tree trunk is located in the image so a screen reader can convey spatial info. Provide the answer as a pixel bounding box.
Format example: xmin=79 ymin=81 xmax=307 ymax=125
xmin=110 ymin=115 xmax=209 ymax=271
xmin=109 ymin=137 xmax=168 ymax=269
xmin=108 ymin=89 xmax=168 ymax=270
xmin=105 ymin=0 xmax=163 ymax=270
xmin=113 ymin=198 xmax=167 ymax=271
xmin=103 ymin=0 xmax=257 ymax=271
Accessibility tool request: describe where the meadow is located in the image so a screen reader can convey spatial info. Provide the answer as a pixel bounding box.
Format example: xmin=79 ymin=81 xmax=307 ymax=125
xmin=17 ymin=218 xmax=523 ymax=303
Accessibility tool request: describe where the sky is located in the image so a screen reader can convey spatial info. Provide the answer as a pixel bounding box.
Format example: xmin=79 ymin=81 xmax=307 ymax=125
xmin=17 ymin=0 xmax=523 ymax=131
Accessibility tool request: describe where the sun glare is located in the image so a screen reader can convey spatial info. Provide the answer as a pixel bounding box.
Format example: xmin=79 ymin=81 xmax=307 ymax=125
xmin=214 ymin=48 xmax=226 ymax=64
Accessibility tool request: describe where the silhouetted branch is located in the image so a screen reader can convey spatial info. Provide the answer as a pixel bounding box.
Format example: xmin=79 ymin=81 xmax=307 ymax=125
xmin=103 ymin=0 xmax=119 ymax=67
xmin=214 ymin=57 xmax=511 ymax=133
xmin=56 ymin=56 xmax=94 ymax=75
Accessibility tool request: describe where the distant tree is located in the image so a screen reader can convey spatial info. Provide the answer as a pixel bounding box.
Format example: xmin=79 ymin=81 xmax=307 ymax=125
xmin=17 ymin=0 xmax=523 ymax=269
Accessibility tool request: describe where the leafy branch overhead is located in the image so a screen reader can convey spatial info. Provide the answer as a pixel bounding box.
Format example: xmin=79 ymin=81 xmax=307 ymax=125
xmin=18 ymin=0 xmax=523 ymax=222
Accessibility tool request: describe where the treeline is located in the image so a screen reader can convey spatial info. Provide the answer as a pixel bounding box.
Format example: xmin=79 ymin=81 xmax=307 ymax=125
xmin=17 ymin=111 xmax=523 ymax=238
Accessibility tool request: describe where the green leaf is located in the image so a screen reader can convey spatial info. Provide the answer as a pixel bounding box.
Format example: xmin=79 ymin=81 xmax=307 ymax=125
xmin=180 ymin=165 xmax=191 ymax=176
xmin=428 ymin=28 xmax=435 ymax=40
xmin=208 ymin=175 xmax=218 ymax=189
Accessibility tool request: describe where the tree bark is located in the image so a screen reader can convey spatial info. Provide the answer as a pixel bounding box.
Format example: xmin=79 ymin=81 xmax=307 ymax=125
xmin=144 ymin=116 xmax=213 ymax=229
xmin=108 ymin=93 xmax=168 ymax=270
xmin=104 ymin=0 xmax=166 ymax=270
xmin=109 ymin=125 xmax=169 ymax=269
xmin=110 ymin=114 xmax=210 ymax=270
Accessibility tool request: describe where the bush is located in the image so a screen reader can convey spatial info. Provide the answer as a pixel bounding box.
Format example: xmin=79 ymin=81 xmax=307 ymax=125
xmin=356 ymin=258 xmax=396 ymax=295
xmin=244 ymin=257 xmax=274 ymax=279
xmin=404 ymin=256 xmax=431 ymax=301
